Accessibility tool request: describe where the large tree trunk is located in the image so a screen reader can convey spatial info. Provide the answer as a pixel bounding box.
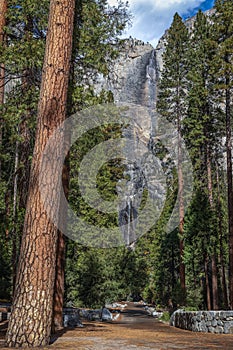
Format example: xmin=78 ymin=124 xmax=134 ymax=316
xmin=5 ymin=0 xmax=75 ymax=347
xmin=52 ymin=1 xmax=77 ymax=325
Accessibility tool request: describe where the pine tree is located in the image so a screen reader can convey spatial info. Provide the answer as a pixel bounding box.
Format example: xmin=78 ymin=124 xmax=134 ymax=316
xmin=72 ymin=0 xmax=129 ymax=111
xmin=157 ymin=13 xmax=190 ymax=301
xmin=5 ymin=0 xmax=75 ymax=346
xmin=53 ymin=0 xmax=129 ymax=327
xmin=184 ymin=10 xmax=221 ymax=310
xmin=0 ymin=0 xmax=50 ymax=292
xmin=212 ymin=0 xmax=233 ymax=309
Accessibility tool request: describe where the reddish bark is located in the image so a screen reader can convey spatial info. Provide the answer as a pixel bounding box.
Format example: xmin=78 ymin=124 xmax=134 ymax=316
xmin=5 ymin=0 xmax=75 ymax=346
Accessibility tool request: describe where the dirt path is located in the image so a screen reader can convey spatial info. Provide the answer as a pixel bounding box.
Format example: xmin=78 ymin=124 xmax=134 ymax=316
xmin=2 ymin=303 xmax=233 ymax=349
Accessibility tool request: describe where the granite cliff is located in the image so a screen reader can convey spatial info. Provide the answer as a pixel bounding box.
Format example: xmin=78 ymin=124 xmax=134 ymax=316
xmin=96 ymin=8 xmax=215 ymax=105
xmin=94 ymin=11 xmax=214 ymax=246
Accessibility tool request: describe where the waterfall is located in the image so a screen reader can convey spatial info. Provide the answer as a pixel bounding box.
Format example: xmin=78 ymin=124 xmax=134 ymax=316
xmin=146 ymin=49 xmax=157 ymax=138
xmin=118 ymin=162 xmax=143 ymax=248
xmin=118 ymin=48 xmax=160 ymax=248
xmin=94 ymin=41 xmax=167 ymax=247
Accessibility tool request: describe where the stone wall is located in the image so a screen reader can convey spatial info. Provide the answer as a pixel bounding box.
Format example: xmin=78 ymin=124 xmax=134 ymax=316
xmin=170 ymin=310 xmax=233 ymax=334
xmin=0 ymin=312 xmax=11 ymax=322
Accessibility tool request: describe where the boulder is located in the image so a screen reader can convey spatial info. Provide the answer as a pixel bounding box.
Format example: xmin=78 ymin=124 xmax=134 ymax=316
xmin=63 ymin=313 xmax=83 ymax=328
xmin=101 ymin=307 xmax=113 ymax=322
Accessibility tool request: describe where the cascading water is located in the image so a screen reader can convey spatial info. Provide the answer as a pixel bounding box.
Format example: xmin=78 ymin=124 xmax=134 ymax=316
xmin=146 ymin=49 xmax=157 ymax=138
xmin=117 ymin=47 xmax=165 ymax=248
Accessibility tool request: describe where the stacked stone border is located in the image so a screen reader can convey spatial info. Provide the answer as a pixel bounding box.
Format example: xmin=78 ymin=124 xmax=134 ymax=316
xmin=0 ymin=312 xmax=11 ymax=322
xmin=170 ymin=310 xmax=233 ymax=334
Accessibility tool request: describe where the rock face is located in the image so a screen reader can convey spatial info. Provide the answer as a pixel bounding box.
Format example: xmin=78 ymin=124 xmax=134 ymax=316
xmin=95 ymin=37 xmax=169 ymax=247
xmin=93 ymin=10 xmax=214 ymax=247
xmin=96 ymin=36 xmax=172 ymax=246
xmin=96 ymin=38 xmax=155 ymax=105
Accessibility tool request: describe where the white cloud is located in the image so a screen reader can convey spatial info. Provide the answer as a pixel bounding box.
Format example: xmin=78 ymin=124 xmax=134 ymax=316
xmin=109 ymin=0 xmax=202 ymax=10
xmin=108 ymin=0 xmax=211 ymax=47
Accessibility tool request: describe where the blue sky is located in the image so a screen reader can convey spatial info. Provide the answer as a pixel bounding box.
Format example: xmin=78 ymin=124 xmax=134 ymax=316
xmin=108 ymin=0 xmax=214 ymax=47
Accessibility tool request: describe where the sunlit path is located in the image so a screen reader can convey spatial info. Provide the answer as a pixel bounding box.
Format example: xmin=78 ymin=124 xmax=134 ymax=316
xmin=3 ymin=303 xmax=233 ymax=350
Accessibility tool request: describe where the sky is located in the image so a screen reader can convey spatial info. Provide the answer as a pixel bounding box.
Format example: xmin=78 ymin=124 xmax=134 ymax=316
xmin=108 ymin=0 xmax=215 ymax=47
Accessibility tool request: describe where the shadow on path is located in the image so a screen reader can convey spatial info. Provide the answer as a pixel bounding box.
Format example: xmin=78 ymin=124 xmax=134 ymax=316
xmin=2 ymin=304 xmax=233 ymax=349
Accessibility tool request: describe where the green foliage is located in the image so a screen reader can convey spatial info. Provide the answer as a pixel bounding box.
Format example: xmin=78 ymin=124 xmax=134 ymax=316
xmin=61 ymin=1 xmax=132 ymax=307
xmin=71 ymin=0 xmax=130 ymax=112
xmin=212 ymin=0 xmax=233 ymax=91
xmin=0 ymin=235 xmax=12 ymax=300
xmin=0 ymin=0 xmax=130 ymax=302
xmin=1 ymin=0 xmax=232 ymax=313
xmin=65 ymin=242 xmax=148 ymax=308
xmin=160 ymin=311 xmax=170 ymax=322
xmin=65 ymin=244 xmax=122 ymax=308
xmin=156 ymin=7 xmax=231 ymax=311
xmin=157 ymin=13 xmax=190 ymax=124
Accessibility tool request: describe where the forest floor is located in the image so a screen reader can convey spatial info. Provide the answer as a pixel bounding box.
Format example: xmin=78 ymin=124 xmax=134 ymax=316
xmin=1 ymin=303 xmax=233 ymax=349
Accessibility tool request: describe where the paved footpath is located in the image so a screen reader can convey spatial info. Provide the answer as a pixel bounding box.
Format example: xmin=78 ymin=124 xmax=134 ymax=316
xmin=2 ymin=303 xmax=233 ymax=349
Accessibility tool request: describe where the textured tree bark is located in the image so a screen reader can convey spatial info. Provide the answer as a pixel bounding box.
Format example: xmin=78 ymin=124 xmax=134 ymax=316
xmin=52 ymin=159 xmax=69 ymax=330
xmin=5 ymin=0 xmax=75 ymax=347
xmin=52 ymin=2 xmax=77 ymax=326
xmin=52 ymin=229 xmax=66 ymax=330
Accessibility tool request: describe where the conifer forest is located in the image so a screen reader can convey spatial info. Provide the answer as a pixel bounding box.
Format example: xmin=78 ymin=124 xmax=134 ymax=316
xmin=0 ymin=0 xmax=233 ymax=347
